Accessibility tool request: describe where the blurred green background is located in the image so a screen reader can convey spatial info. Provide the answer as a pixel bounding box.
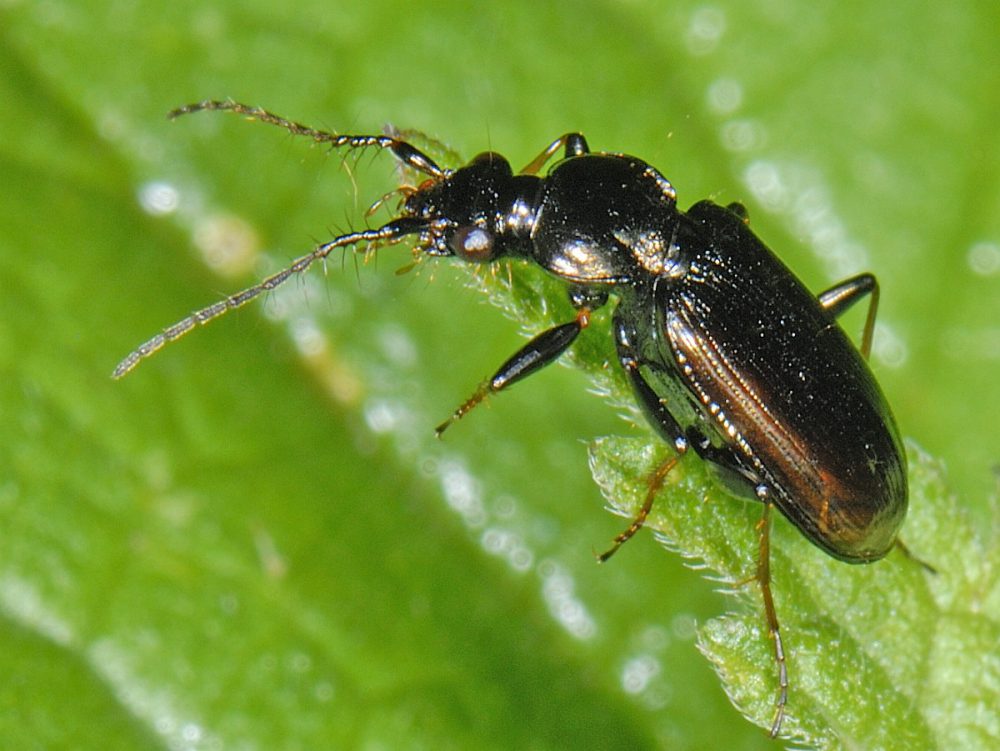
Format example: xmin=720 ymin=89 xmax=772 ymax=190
xmin=1 ymin=1 xmax=998 ymax=749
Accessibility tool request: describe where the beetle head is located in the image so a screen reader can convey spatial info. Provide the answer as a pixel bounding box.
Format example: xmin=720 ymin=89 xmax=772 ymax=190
xmin=403 ymin=152 xmax=525 ymax=264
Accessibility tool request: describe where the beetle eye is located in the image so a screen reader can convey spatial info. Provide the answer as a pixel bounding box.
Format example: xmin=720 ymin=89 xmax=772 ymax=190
xmin=449 ymin=225 xmax=496 ymax=262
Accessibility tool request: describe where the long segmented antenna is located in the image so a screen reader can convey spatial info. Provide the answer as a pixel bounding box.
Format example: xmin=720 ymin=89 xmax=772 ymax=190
xmin=113 ymin=102 xmax=452 ymax=379
xmin=112 ymin=218 xmax=428 ymax=379
xmin=169 ymin=100 xmax=446 ymax=179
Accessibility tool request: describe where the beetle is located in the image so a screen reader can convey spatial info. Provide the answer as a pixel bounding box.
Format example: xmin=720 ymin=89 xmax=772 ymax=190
xmin=115 ymin=101 xmax=909 ymax=737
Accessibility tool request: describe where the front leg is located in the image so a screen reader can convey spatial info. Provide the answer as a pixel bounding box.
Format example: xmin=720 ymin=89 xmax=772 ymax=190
xmin=435 ymin=306 xmax=594 ymax=436
xmin=519 ymin=133 xmax=590 ymax=175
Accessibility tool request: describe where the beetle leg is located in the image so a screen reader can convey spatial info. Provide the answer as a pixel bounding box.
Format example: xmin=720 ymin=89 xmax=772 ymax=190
xmin=817 ymin=273 xmax=880 ymax=359
xmin=598 ymin=453 xmax=680 ymax=562
xmin=519 ymin=133 xmax=590 ymax=175
xmin=681 ymin=431 xmax=764 ymax=488
xmin=597 ymin=357 xmax=694 ymax=560
xmin=599 ymin=314 xmax=693 ymax=559
xmin=614 ymin=317 xmax=689 ymax=446
xmin=755 ymin=500 xmax=789 ymax=738
xmin=434 ymin=309 xmax=592 ymax=436
xmin=893 ymin=538 xmax=938 ymax=574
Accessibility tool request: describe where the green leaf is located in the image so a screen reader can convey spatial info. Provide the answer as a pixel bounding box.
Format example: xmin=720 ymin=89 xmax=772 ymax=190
xmin=2 ymin=2 xmax=999 ymax=750
xmin=590 ymin=438 xmax=1000 ymax=748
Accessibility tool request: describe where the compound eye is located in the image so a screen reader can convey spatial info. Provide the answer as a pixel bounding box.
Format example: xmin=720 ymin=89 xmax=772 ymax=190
xmin=448 ymin=225 xmax=496 ymax=262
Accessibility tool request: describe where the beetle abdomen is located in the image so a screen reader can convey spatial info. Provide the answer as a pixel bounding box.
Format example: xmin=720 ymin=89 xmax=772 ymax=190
xmin=660 ymin=202 xmax=907 ymax=562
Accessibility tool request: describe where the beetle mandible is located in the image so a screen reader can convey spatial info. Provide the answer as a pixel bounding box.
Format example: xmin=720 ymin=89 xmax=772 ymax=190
xmin=115 ymin=101 xmax=909 ymax=738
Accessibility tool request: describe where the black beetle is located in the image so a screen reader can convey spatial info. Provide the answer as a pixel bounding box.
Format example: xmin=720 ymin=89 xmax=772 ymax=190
xmin=115 ymin=101 xmax=909 ymax=737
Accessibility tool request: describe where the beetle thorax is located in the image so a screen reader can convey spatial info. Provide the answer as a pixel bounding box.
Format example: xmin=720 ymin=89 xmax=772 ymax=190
xmin=528 ymin=154 xmax=683 ymax=284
